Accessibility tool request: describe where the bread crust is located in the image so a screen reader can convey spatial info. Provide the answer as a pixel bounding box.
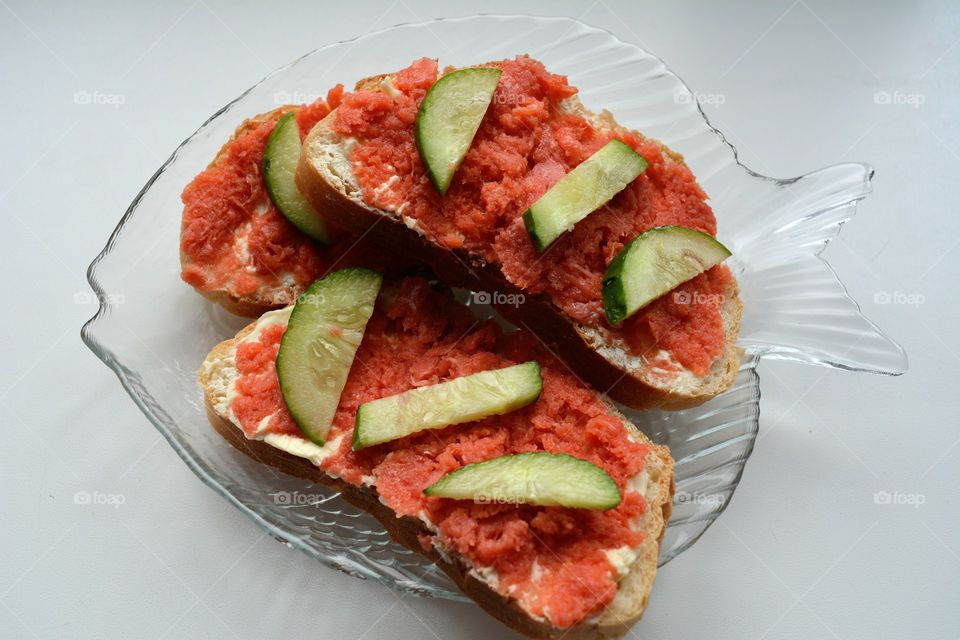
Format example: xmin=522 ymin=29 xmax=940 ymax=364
xmin=201 ymin=318 xmax=674 ymax=639
xmin=296 ymin=90 xmax=742 ymax=408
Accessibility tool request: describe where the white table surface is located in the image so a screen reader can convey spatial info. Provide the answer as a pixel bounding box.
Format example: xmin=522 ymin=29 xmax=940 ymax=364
xmin=2 ymin=1 xmax=957 ymax=638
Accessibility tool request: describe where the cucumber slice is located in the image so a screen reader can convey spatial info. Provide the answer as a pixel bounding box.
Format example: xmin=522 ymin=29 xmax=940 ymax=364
xmin=276 ymin=268 xmax=382 ymax=445
xmin=415 ymin=68 xmax=501 ymax=195
xmin=352 ymin=361 xmax=542 ymax=450
xmin=262 ymin=112 xmax=329 ymax=242
xmin=424 ymin=452 xmax=621 ymax=511
xmin=602 ymin=225 xmax=731 ymax=325
xmin=523 ymin=139 xmax=648 ymax=252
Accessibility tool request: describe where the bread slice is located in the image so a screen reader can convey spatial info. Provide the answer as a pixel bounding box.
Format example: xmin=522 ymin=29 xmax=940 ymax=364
xmin=180 ymin=107 xmax=302 ymax=317
xmin=199 ymin=302 xmax=674 ymax=639
xmin=179 ymin=104 xmax=421 ymax=318
xmin=295 ymin=61 xmax=742 ymax=409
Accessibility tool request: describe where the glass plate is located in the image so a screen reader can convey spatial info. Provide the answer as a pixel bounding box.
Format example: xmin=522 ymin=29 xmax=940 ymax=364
xmin=81 ymin=15 xmax=907 ymax=600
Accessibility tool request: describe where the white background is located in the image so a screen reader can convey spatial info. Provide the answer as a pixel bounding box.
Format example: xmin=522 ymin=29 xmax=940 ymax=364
xmin=2 ymin=1 xmax=957 ymax=639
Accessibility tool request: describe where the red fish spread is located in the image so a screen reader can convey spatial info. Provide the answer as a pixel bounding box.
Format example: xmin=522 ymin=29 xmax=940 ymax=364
xmin=333 ymin=57 xmax=732 ymax=376
xmin=227 ymin=278 xmax=654 ymax=628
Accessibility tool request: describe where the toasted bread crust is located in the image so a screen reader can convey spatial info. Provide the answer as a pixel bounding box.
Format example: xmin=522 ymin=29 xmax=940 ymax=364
xmin=296 ymin=104 xmax=742 ymax=408
xmin=189 ymin=284 xmax=288 ymax=318
xmin=201 ymin=319 xmax=674 ymax=639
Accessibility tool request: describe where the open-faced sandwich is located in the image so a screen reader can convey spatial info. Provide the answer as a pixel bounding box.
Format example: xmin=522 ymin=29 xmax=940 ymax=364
xmin=200 ymin=268 xmax=674 ymax=638
xmin=179 ymin=89 xmax=411 ymax=317
xmin=296 ymin=57 xmax=740 ymax=409
xmin=180 ymin=53 xmax=745 ymax=638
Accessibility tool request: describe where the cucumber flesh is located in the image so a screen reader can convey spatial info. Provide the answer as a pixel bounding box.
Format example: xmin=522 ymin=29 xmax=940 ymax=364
xmin=263 ymin=112 xmax=329 ymax=242
xmin=353 ymin=361 xmax=542 ymax=450
xmin=602 ymin=225 xmax=731 ymax=325
xmin=523 ymin=139 xmax=648 ymax=252
xmin=415 ymin=68 xmax=501 ymax=195
xmin=276 ymin=268 xmax=382 ymax=445
xmin=424 ymin=452 xmax=622 ymax=511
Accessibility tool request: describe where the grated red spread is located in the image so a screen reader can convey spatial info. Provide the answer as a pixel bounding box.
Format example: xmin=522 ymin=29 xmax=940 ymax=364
xmin=231 ymin=278 xmax=653 ymax=628
xmin=180 ymin=87 xmax=387 ymax=299
xmin=333 ymin=57 xmax=732 ymax=375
